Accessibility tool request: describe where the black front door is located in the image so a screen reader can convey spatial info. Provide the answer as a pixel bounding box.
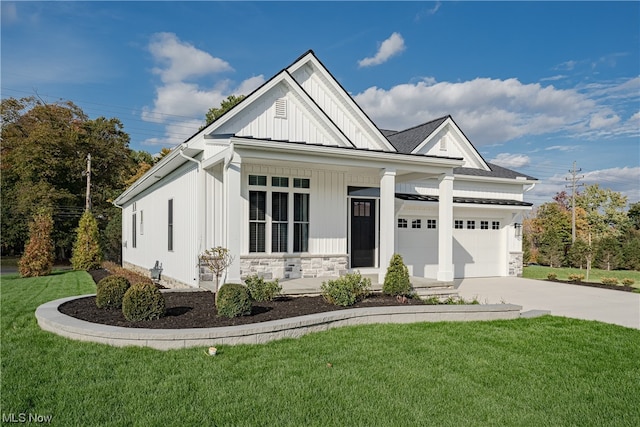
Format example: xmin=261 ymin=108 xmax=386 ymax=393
xmin=351 ymin=199 xmax=376 ymax=267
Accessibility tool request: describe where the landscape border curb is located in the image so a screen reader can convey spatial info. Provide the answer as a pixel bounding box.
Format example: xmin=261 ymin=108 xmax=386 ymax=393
xmin=36 ymin=295 xmax=523 ymax=350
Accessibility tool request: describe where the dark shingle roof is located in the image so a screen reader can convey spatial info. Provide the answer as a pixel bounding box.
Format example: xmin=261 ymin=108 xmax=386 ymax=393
xmin=385 ymin=116 xmax=449 ymax=153
xmin=379 ymin=129 xmax=398 ymax=137
xmin=395 ymin=193 xmax=533 ymax=207
xmin=455 ymin=162 xmax=537 ymax=181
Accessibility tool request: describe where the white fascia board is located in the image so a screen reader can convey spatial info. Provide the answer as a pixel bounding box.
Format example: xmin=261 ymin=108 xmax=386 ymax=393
xmin=411 ymin=117 xmax=490 ymax=171
xmin=231 ymin=137 xmax=463 ymax=173
xmin=287 ymin=52 xmax=397 ymax=152
xmin=454 ymin=173 xmax=538 ymax=185
xmin=114 ymin=146 xmax=202 ymax=206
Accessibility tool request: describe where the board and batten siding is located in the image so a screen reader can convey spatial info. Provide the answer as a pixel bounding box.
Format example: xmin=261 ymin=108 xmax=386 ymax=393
xmin=216 ymin=86 xmax=337 ymax=147
xmin=122 ymin=162 xmax=200 ymax=287
xmin=291 ymin=65 xmax=386 ymax=151
xmin=242 ymin=164 xmax=348 ymax=256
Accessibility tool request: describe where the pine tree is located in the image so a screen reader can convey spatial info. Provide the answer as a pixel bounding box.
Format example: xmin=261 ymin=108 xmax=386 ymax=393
xmin=18 ymin=210 xmax=55 ymax=277
xmin=71 ymin=211 xmax=103 ymax=270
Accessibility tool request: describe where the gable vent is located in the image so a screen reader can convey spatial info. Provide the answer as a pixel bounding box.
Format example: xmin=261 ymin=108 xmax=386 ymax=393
xmin=440 ymin=135 xmax=448 ymax=151
xmin=275 ymin=98 xmax=287 ymax=119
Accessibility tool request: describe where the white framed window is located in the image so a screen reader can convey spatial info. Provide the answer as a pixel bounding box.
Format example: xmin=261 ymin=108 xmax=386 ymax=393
xmin=411 ymin=219 xmax=421 ymax=229
xmin=454 ymin=220 xmax=464 ymax=229
xmin=167 ymin=199 xmax=174 ymax=251
xmin=480 ymin=220 xmax=489 ymax=230
xmin=492 ymin=221 xmax=501 ymax=230
xmin=249 ymin=175 xmax=310 ymax=253
xmin=398 ymin=218 xmax=408 ymax=228
xmin=131 ymin=212 xmax=137 ymax=249
xmin=427 ymin=219 xmax=437 ymax=229
xmin=467 ymin=220 xmax=476 ymax=230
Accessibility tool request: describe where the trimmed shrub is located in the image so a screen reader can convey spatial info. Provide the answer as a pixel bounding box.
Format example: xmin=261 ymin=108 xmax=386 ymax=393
xmin=244 ymin=275 xmax=282 ymax=302
xmin=622 ymin=278 xmax=635 ymax=286
xmin=96 ymin=276 xmax=131 ymax=309
xmin=547 ymin=273 xmax=558 ymax=281
xmin=383 ymin=254 xmax=412 ymax=296
xmin=321 ymin=272 xmax=371 ymax=307
xmin=216 ymin=283 xmax=252 ymax=318
xmin=18 ymin=210 xmax=55 ymax=278
xmin=71 ymin=211 xmax=103 ymax=271
xmin=122 ymin=283 xmax=166 ymax=322
xmin=568 ymin=274 xmax=585 ymax=283
xmin=601 ymin=277 xmax=619 ymax=286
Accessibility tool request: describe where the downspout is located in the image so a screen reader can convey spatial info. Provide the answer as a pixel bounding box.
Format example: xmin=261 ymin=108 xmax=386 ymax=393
xmin=221 ymin=141 xmax=235 ymax=285
xmin=524 ymin=182 xmax=536 ymax=193
xmin=179 ymin=144 xmax=205 ymax=287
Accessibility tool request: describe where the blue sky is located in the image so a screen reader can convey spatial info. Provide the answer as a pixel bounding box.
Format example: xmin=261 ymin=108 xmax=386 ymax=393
xmin=2 ymin=1 xmax=639 ymax=206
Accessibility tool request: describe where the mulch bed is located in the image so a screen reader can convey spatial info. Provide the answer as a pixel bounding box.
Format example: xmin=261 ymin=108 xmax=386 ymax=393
xmin=546 ymin=279 xmax=637 ymax=293
xmin=59 ymin=269 xmax=424 ymax=329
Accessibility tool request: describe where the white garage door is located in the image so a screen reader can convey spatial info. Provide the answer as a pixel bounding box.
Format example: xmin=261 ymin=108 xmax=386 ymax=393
xmin=453 ymin=220 xmax=504 ymax=278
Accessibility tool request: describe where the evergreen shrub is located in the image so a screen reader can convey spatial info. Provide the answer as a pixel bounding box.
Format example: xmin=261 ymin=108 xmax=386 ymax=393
xmin=601 ymin=277 xmax=619 ymax=286
xmin=71 ymin=211 xmax=103 ymax=271
xmin=18 ymin=210 xmax=55 ymax=277
xmin=244 ymin=275 xmax=282 ymax=302
xmin=321 ymin=272 xmax=371 ymax=307
xmin=96 ymin=276 xmax=131 ymax=309
xmin=382 ymin=254 xmax=412 ymax=296
xmin=216 ymin=283 xmax=252 ymax=318
xmin=122 ymin=282 xmax=165 ymax=322
xmin=621 ymin=278 xmax=635 ymax=286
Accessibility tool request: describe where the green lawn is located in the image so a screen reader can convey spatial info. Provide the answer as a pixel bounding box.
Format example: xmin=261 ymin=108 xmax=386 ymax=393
xmin=2 ymin=272 xmax=639 ymax=426
xmin=523 ymin=265 xmax=640 ymax=289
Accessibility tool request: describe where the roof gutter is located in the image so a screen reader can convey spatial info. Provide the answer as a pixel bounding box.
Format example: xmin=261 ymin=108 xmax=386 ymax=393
xmin=179 ymin=143 xmax=201 ymax=170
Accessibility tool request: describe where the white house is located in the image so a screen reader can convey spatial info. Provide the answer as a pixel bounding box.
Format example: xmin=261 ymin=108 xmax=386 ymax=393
xmin=114 ymin=50 xmax=536 ymax=289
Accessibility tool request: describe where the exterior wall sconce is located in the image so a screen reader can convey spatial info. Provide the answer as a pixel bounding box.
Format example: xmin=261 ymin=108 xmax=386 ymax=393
xmin=514 ymin=223 xmax=522 ymax=238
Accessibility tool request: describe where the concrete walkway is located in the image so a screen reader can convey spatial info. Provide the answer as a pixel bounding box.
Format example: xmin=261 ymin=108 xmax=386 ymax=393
xmin=455 ymin=277 xmax=640 ymax=330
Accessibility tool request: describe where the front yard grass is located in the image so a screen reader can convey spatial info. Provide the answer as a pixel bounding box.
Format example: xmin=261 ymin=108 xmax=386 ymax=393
xmin=523 ymin=265 xmax=640 ymax=289
xmin=2 ymin=271 xmax=639 ymax=426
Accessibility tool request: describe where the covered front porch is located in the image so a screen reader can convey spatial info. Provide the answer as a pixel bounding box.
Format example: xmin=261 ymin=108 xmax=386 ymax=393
xmin=202 ymin=136 xmax=464 ymax=287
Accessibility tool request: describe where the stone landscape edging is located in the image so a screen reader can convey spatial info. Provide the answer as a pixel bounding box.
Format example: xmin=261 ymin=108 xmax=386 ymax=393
xmin=36 ymin=295 xmax=523 ymax=351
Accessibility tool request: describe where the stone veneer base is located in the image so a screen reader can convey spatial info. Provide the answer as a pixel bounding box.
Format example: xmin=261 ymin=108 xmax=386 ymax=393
xmin=36 ymin=294 xmax=522 ymax=351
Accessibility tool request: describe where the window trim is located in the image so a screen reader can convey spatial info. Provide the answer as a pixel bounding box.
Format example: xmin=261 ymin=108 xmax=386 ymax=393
xmin=247 ymin=174 xmax=311 ymax=254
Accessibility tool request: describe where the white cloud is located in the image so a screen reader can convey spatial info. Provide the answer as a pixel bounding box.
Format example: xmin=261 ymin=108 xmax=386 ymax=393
xmin=415 ymin=2 xmax=441 ymax=20
xmin=1 ymin=2 xmax=18 ymax=25
xmin=142 ymin=33 xmax=265 ymax=146
xmin=490 ymin=153 xmax=531 ymax=168
xmin=544 ymin=145 xmax=580 ymax=152
xmin=354 ymin=76 xmax=638 ymax=146
xmin=358 ymin=32 xmax=406 ymax=68
xmin=148 ymin=32 xmax=233 ymax=83
xmin=527 ymin=167 xmax=640 ymax=206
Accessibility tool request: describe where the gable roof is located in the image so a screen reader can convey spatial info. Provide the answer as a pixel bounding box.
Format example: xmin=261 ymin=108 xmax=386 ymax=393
xmin=287 ymin=50 xmax=397 ymax=152
xmin=384 ymin=115 xmax=536 ymax=181
xmin=385 ymin=116 xmax=449 ymax=154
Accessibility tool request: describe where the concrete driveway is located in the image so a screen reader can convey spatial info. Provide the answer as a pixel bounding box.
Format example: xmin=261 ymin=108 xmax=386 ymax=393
xmin=455 ymin=277 xmax=640 ymax=330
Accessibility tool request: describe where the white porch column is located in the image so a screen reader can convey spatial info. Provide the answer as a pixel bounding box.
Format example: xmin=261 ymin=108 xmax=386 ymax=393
xmin=437 ymin=173 xmax=454 ymax=282
xmin=224 ymin=157 xmax=242 ymax=284
xmin=378 ymin=168 xmax=396 ymax=283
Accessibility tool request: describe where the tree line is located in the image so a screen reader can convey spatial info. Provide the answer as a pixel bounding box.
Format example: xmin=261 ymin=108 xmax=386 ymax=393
xmin=1 ymin=97 xmax=158 ymax=262
xmin=1 ymin=95 xmax=245 ymax=264
xmin=523 ymin=186 xmax=640 ymax=271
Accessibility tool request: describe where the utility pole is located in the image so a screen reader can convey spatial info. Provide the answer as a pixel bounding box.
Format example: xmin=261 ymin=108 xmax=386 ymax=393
xmin=85 ymin=153 xmax=92 ymax=212
xmin=565 ymin=161 xmax=584 ymax=242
